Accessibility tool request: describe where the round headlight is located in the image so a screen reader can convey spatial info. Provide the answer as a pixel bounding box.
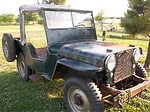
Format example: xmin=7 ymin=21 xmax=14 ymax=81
xmin=133 ymin=48 xmax=141 ymax=62
xmin=105 ymin=54 xmax=116 ymax=72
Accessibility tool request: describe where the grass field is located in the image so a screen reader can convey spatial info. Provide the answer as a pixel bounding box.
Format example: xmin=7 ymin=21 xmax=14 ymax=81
xmin=0 ymin=25 xmax=150 ymax=112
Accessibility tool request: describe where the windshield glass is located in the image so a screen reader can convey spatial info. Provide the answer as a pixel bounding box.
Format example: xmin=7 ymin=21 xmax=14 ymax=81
xmin=45 ymin=11 xmax=93 ymax=29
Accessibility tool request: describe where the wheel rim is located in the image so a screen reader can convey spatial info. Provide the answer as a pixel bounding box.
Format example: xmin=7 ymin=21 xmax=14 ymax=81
xmin=68 ymin=86 xmax=90 ymax=111
xmin=18 ymin=58 xmax=26 ymax=77
xmin=3 ymin=40 xmax=9 ymax=58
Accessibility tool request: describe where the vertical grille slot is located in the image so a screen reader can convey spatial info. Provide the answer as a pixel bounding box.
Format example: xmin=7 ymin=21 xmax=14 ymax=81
xmin=113 ymin=49 xmax=134 ymax=83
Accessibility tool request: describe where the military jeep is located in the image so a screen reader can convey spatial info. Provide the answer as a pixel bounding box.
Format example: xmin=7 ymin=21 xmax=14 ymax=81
xmin=2 ymin=4 xmax=150 ymax=112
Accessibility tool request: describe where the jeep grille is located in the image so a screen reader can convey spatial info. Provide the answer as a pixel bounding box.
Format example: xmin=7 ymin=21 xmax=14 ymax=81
xmin=113 ymin=49 xmax=134 ymax=83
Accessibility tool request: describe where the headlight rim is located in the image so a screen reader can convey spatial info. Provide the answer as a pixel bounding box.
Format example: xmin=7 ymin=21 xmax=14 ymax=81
xmin=105 ymin=54 xmax=116 ymax=72
xmin=133 ymin=48 xmax=141 ymax=62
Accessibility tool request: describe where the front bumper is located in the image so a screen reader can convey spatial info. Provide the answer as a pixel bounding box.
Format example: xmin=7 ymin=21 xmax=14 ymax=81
xmin=114 ymin=78 xmax=150 ymax=107
xmin=101 ymin=76 xmax=150 ymax=107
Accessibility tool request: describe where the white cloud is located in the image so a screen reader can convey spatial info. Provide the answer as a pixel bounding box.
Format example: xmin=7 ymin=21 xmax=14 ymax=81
xmin=0 ymin=0 xmax=36 ymax=14
xmin=66 ymin=0 xmax=128 ymax=17
xmin=0 ymin=0 xmax=128 ymax=17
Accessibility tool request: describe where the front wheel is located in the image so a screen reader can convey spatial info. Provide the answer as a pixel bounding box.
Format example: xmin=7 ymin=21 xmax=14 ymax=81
xmin=63 ymin=77 xmax=104 ymax=112
xmin=17 ymin=53 xmax=32 ymax=81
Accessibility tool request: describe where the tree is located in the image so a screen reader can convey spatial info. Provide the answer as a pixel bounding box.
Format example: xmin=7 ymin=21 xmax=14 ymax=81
xmin=41 ymin=0 xmax=66 ymax=5
xmin=24 ymin=12 xmax=39 ymax=24
xmin=7 ymin=14 xmax=16 ymax=23
xmin=95 ymin=10 xmax=105 ymax=31
xmin=95 ymin=10 xmax=105 ymax=22
xmin=0 ymin=14 xmax=16 ymax=23
xmin=120 ymin=0 xmax=150 ymax=69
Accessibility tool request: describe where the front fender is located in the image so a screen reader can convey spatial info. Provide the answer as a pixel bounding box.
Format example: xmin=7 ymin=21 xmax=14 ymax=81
xmin=57 ymin=58 xmax=103 ymax=72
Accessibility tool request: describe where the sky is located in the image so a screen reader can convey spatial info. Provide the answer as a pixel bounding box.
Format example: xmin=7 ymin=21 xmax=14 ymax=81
xmin=0 ymin=0 xmax=128 ymax=17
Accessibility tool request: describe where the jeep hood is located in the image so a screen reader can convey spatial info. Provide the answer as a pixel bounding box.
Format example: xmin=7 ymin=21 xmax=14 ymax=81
xmin=58 ymin=40 xmax=133 ymax=67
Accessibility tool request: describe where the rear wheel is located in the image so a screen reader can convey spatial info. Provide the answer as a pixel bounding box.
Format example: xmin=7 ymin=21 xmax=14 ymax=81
xmin=17 ymin=53 xmax=32 ymax=81
xmin=63 ymin=77 xmax=104 ymax=112
xmin=2 ymin=33 xmax=16 ymax=62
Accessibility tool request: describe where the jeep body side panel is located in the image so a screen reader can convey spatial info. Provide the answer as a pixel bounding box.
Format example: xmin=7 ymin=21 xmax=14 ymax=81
xmin=57 ymin=58 xmax=102 ymax=72
xmin=23 ymin=44 xmax=58 ymax=80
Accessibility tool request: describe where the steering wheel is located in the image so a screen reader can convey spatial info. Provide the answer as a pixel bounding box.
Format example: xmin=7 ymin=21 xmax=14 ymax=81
xmin=75 ymin=23 xmax=86 ymax=28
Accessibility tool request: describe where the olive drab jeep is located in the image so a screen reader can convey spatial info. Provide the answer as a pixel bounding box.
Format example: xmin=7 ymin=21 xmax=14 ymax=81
xmin=2 ymin=4 xmax=150 ymax=112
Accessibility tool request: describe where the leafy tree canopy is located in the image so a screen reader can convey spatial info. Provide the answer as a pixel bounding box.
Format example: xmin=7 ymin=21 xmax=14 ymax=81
xmin=95 ymin=10 xmax=105 ymax=22
xmin=0 ymin=13 xmax=16 ymax=23
xmin=24 ymin=12 xmax=39 ymax=24
xmin=120 ymin=0 xmax=150 ymax=36
xmin=121 ymin=0 xmax=150 ymax=68
xmin=42 ymin=0 xmax=66 ymax=5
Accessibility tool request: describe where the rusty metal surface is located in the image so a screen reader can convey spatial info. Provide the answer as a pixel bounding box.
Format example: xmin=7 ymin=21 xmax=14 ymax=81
xmin=101 ymin=76 xmax=150 ymax=107
xmin=36 ymin=47 xmax=47 ymax=60
xmin=129 ymin=78 xmax=150 ymax=97
xmin=113 ymin=49 xmax=134 ymax=83
xmin=116 ymin=78 xmax=150 ymax=107
xmin=99 ymin=82 xmax=122 ymax=97
xmin=90 ymin=41 xmax=131 ymax=50
xmin=29 ymin=74 xmax=45 ymax=81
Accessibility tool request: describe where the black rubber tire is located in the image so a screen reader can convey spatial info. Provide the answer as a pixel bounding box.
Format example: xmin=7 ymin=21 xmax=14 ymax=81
xmin=2 ymin=33 xmax=16 ymax=62
xmin=135 ymin=63 xmax=147 ymax=78
xmin=17 ymin=53 xmax=32 ymax=81
xmin=63 ymin=77 xmax=104 ymax=112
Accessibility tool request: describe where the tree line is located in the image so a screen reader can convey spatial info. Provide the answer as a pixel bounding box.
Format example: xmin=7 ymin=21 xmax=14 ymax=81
xmin=0 ymin=0 xmax=66 ymax=24
xmin=0 ymin=14 xmax=16 ymax=24
xmin=0 ymin=12 xmax=120 ymax=24
xmin=0 ymin=12 xmax=41 ymax=24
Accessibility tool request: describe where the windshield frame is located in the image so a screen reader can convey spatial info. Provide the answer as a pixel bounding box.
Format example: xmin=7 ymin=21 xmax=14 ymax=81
xmin=43 ymin=9 xmax=95 ymax=30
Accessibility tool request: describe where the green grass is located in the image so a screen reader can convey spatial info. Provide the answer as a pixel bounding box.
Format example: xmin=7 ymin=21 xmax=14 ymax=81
xmin=0 ymin=25 xmax=150 ymax=112
xmin=0 ymin=72 xmax=66 ymax=111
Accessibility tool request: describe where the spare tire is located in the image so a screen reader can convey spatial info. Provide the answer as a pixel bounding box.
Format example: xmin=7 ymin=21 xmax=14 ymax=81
xmin=135 ymin=62 xmax=147 ymax=78
xmin=2 ymin=33 xmax=16 ymax=62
